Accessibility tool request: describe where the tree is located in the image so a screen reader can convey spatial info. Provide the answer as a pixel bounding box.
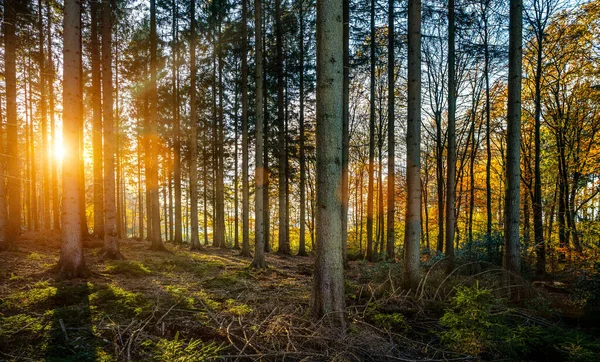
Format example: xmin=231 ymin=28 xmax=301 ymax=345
xmin=101 ymin=0 xmax=123 ymax=260
xmin=445 ymin=0 xmax=456 ymax=269
xmin=504 ymin=0 xmax=523 ymax=276
xmin=251 ymin=0 xmax=268 ymax=269
xmin=298 ymin=0 xmax=309 ymax=257
xmin=404 ymin=0 xmax=422 ymax=290
xmin=311 ymin=0 xmax=345 ymax=324
xmin=385 ymin=0 xmax=395 ymax=260
xmin=240 ymin=0 xmax=252 ymax=257
xmin=149 ymin=0 xmax=165 ymax=251
xmin=5 ymin=0 xmax=21 ymax=241
xmin=0 ymin=96 xmax=7 ymax=250
xmin=172 ymin=0 xmax=183 ymax=245
xmin=57 ymin=0 xmax=88 ymax=278
xmin=91 ymin=0 xmax=104 ymax=239
xmin=276 ymin=0 xmax=290 ymax=256
xmin=38 ymin=0 xmax=50 ymax=230
xmin=366 ymin=0 xmax=376 ymax=262
xmin=190 ymin=0 xmax=201 ymax=250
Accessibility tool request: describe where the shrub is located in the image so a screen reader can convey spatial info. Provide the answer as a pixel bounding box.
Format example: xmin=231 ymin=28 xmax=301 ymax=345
xmin=153 ymin=332 xmax=223 ymax=361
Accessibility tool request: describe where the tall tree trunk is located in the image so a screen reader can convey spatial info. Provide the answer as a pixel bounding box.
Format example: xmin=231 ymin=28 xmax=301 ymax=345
xmin=341 ymin=0 xmax=350 ymax=263
xmin=190 ymin=0 xmax=201 ymax=250
xmin=366 ymin=0 xmax=376 ymax=262
xmin=0 ymin=96 xmax=6 ymax=249
xmin=276 ymin=0 xmax=289 ymax=255
xmin=173 ymin=0 xmax=183 ymax=244
xmin=404 ymin=0 xmax=422 ymax=290
xmin=57 ymin=0 xmax=88 ymax=278
xmin=240 ymin=0 xmax=251 ymax=257
xmin=101 ymin=0 xmax=122 ymax=260
xmin=484 ymin=8 xmax=493 ymax=239
xmin=263 ymin=30 xmax=271 ymax=254
xmin=311 ymin=0 xmax=345 ymax=324
xmin=5 ymin=0 xmax=20 ymax=240
xmin=39 ymin=0 xmax=50 ymax=230
xmin=386 ymin=0 xmax=395 ymax=260
xmin=91 ymin=0 xmax=104 ymax=239
xmin=216 ymin=11 xmax=226 ymax=249
xmin=149 ymin=0 xmax=165 ymax=250
xmin=297 ymin=0 xmax=307 ymax=257
xmin=503 ymin=0 xmax=523 ymax=276
xmin=234 ymin=77 xmax=240 ymax=250
xmin=445 ymin=0 xmax=456 ymax=269
xmin=251 ymin=0 xmax=267 ymax=268
xmin=47 ymin=0 xmax=59 ymax=231
xmin=435 ymin=110 xmax=444 ymax=252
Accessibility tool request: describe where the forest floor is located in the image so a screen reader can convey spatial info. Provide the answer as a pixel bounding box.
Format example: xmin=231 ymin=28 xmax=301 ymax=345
xmin=1 ymin=232 xmax=600 ymax=361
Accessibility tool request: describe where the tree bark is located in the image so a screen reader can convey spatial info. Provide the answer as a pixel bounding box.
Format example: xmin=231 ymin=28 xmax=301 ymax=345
xmin=298 ymin=0 xmax=308 ymax=257
xmin=386 ymin=0 xmax=395 ymax=260
xmin=190 ymin=0 xmax=201 ymax=250
xmin=91 ymin=0 xmax=104 ymax=239
xmin=240 ymin=0 xmax=251 ymax=257
xmin=101 ymin=0 xmax=123 ymax=260
xmin=404 ymin=0 xmax=422 ymax=290
xmin=366 ymin=0 xmax=376 ymax=262
xmin=172 ymin=0 xmax=183 ymax=244
xmin=503 ymin=0 xmax=523 ymax=276
xmin=251 ymin=0 xmax=267 ymax=269
xmin=445 ymin=0 xmax=456 ymax=269
xmin=149 ymin=0 xmax=165 ymax=251
xmin=57 ymin=0 xmax=88 ymax=278
xmin=39 ymin=0 xmax=50 ymax=230
xmin=311 ymin=0 xmax=345 ymax=325
xmin=5 ymin=0 xmax=21 ymax=241
xmin=276 ymin=0 xmax=289 ymax=255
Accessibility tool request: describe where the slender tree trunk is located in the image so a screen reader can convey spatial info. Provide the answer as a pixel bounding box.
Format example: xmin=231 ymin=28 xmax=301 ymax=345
xmin=251 ymin=0 xmax=267 ymax=268
xmin=5 ymin=0 xmax=20 ymax=241
xmin=435 ymin=110 xmax=444 ymax=252
xmin=101 ymin=0 xmax=122 ymax=260
xmin=137 ymin=135 xmax=144 ymax=240
xmin=404 ymin=0 xmax=422 ymax=290
xmin=366 ymin=0 xmax=376 ymax=262
xmin=47 ymin=0 xmax=59 ymax=231
xmin=484 ymin=11 xmax=493 ymax=239
xmin=149 ymin=0 xmax=165 ymax=250
xmin=503 ymin=0 xmax=523 ymax=276
xmin=91 ymin=0 xmax=104 ymax=239
xmin=340 ymin=0 xmax=350 ymax=264
xmin=234 ymin=78 xmax=240 ymax=250
xmin=298 ymin=0 xmax=308 ymax=257
xmin=39 ymin=0 xmax=50 ymax=230
xmin=311 ymin=0 xmax=345 ymax=324
xmin=263 ymin=31 xmax=271 ymax=254
xmin=445 ymin=0 xmax=456 ymax=269
xmin=216 ymin=12 xmax=226 ymax=249
xmin=386 ymin=0 xmax=395 ymax=260
xmin=190 ymin=0 xmax=201 ymax=250
xmin=240 ymin=0 xmax=251 ymax=257
xmin=0 ymin=96 xmax=6 ymax=249
xmin=57 ymin=0 xmax=88 ymax=278
xmin=172 ymin=0 xmax=183 ymax=244
xmin=275 ymin=0 xmax=289 ymax=255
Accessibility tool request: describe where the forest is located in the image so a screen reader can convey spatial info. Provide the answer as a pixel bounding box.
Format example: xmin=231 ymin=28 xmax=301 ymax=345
xmin=1 ymin=0 xmax=600 ymax=360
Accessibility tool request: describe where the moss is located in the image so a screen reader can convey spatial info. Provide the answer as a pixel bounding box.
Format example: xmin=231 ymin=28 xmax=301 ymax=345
xmin=225 ymin=299 xmax=252 ymax=316
xmin=4 ymin=280 xmax=57 ymax=310
xmin=104 ymin=260 xmax=152 ymax=277
xmin=89 ymin=283 xmax=150 ymax=317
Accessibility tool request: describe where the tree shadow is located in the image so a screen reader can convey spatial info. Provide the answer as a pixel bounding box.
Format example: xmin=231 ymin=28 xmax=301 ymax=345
xmin=44 ymin=280 xmax=98 ymax=362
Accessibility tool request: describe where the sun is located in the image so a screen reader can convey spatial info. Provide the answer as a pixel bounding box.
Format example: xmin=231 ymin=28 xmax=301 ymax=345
xmin=54 ymin=143 xmax=65 ymax=161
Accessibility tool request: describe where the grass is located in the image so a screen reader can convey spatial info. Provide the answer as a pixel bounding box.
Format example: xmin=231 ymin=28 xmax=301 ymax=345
xmin=1 ymin=231 xmax=600 ymax=361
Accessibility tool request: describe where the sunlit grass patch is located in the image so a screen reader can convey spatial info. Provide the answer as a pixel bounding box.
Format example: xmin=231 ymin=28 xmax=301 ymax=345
xmin=225 ymin=299 xmax=252 ymax=316
xmin=4 ymin=280 xmax=57 ymax=310
xmin=165 ymin=285 xmax=196 ymax=308
xmin=147 ymin=331 xmax=223 ymax=361
xmin=104 ymin=260 xmax=152 ymax=277
xmin=89 ymin=283 xmax=150 ymax=317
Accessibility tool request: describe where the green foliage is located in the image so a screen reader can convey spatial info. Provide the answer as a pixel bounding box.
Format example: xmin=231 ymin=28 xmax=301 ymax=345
xmin=104 ymin=260 xmax=152 ymax=277
xmin=372 ymin=312 xmax=409 ymax=332
xmin=153 ymin=332 xmax=223 ymax=361
xmin=440 ymin=285 xmax=600 ymax=359
xmin=225 ymin=299 xmax=252 ymax=316
xmin=458 ymin=232 xmax=503 ymax=266
xmin=89 ymin=284 xmax=150 ymax=317
xmin=439 ymin=284 xmax=508 ymax=355
xmin=575 ymin=263 xmax=600 ymax=323
xmin=3 ymin=280 xmax=57 ymax=310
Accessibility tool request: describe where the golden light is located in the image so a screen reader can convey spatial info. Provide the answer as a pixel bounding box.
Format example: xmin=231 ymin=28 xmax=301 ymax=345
xmin=54 ymin=142 xmax=65 ymax=161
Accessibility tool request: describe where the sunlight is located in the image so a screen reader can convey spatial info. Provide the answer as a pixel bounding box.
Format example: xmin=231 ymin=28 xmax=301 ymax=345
xmin=54 ymin=143 xmax=65 ymax=161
